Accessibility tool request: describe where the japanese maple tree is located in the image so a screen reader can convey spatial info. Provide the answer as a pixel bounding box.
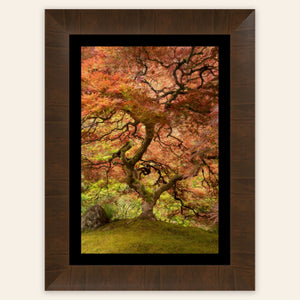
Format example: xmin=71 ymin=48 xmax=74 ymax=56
xmin=81 ymin=46 xmax=219 ymax=221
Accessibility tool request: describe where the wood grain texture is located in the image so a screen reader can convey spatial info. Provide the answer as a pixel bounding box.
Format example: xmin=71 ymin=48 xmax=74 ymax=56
xmin=230 ymin=11 xmax=255 ymax=290
xmin=45 ymin=9 xmax=255 ymax=290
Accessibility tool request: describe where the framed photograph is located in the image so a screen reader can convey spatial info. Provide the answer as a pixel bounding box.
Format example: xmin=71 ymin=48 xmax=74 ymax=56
xmin=45 ymin=9 xmax=255 ymax=290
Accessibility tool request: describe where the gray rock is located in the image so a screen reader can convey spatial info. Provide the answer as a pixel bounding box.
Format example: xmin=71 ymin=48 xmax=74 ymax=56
xmin=81 ymin=205 xmax=109 ymax=231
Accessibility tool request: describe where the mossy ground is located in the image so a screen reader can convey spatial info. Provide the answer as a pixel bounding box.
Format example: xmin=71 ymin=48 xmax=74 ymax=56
xmin=81 ymin=219 xmax=218 ymax=254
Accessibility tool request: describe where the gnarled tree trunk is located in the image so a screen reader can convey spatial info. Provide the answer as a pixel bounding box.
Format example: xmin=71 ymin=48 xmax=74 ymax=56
xmin=117 ymin=122 xmax=183 ymax=221
xmin=139 ymin=201 xmax=156 ymax=220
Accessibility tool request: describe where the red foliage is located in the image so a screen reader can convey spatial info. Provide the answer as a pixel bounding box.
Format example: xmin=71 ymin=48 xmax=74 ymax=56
xmin=81 ymin=46 xmax=219 ymax=220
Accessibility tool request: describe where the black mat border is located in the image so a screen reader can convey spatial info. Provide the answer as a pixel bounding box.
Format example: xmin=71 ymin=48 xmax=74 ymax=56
xmin=69 ymin=35 xmax=230 ymax=265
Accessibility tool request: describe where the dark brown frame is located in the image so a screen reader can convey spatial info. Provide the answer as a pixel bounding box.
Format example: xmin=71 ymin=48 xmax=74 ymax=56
xmin=45 ymin=9 xmax=255 ymax=290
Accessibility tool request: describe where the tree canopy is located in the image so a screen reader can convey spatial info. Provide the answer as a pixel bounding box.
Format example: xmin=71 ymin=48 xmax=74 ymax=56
xmin=81 ymin=46 xmax=219 ymax=225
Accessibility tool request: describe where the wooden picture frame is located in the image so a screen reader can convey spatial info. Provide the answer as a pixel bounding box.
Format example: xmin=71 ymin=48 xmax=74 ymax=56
xmin=45 ymin=9 xmax=255 ymax=290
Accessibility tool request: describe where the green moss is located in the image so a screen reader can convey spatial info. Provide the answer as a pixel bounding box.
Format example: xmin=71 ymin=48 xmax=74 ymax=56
xmin=141 ymin=184 xmax=153 ymax=202
xmin=81 ymin=219 xmax=218 ymax=254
